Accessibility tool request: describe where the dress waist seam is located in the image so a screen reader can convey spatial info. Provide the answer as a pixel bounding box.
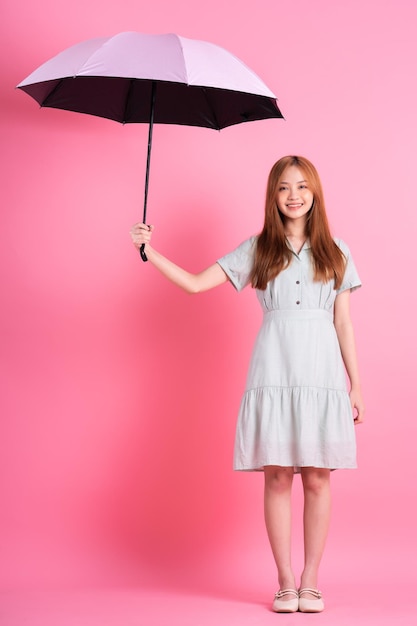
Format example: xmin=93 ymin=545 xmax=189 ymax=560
xmin=263 ymin=309 xmax=333 ymax=322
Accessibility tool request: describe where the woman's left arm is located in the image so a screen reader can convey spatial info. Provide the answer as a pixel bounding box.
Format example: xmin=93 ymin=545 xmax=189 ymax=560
xmin=334 ymin=290 xmax=365 ymax=424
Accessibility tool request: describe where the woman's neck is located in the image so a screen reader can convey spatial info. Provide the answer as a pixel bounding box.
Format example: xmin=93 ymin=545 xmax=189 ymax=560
xmin=283 ymin=216 xmax=307 ymax=239
xmin=284 ymin=226 xmax=307 ymax=239
xmin=284 ymin=223 xmax=308 ymax=255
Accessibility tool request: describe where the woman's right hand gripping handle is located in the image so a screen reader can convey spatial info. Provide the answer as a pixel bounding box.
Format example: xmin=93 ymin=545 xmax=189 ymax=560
xmin=130 ymin=223 xmax=154 ymax=262
xmin=129 ymin=222 xmax=229 ymax=294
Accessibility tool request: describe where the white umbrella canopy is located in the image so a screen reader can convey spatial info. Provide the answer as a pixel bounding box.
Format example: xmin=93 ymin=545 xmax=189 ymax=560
xmin=17 ymin=32 xmax=283 ymax=259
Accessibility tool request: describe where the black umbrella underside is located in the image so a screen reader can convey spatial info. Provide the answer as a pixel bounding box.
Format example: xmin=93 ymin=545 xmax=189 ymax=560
xmin=18 ymin=76 xmax=283 ymax=130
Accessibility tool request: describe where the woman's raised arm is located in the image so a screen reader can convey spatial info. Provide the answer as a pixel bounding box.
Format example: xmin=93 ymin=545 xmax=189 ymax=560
xmin=130 ymin=223 xmax=228 ymax=294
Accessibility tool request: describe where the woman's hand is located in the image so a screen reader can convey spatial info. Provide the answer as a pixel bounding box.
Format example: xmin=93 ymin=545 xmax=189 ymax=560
xmin=130 ymin=223 xmax=154 ymax=250
xmin=350 ymin=387 xmax=365 ymax=424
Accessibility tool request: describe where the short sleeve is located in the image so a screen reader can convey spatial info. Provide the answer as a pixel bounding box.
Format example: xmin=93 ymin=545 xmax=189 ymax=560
xmin=217 ymin=236 xmax=256 ymax=292
xmin=335 ymin=238 xmax=362 ymax=295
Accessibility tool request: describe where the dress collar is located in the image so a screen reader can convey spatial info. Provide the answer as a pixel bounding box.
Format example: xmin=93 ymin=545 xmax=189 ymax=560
xmin=285 ymin=238 xmax=311 ymax=253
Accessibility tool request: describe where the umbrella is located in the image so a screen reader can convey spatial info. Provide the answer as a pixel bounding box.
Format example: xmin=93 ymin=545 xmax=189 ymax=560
xmin=17 ymin=32 xmax=283 ymax=260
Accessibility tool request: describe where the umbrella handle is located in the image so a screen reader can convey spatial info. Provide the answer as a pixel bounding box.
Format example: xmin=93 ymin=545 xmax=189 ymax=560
xmin=140 ymin=81 xmax=157 ymax=262
xmin=139 ymin=244 xmax=147 ymax=261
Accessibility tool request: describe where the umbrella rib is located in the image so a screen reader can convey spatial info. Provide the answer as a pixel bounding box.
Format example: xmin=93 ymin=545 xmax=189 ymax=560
xmin=41 ymin=78 xmax=66 ymax=107
xmin=122 ymin=78 xmax=135 ymax=123
xmin=201 ymin=87 xmax=221 ymax=130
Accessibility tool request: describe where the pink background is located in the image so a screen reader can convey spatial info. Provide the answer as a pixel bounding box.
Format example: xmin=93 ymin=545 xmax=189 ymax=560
xmin=1 ymin=0 xmax=416 ymax=623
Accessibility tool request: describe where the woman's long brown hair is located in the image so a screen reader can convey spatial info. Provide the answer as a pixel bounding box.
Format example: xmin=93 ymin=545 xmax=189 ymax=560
xmin=250 ymin=156 xmax=346 ymax=290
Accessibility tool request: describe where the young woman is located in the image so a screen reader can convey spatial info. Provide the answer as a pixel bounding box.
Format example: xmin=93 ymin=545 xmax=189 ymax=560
xmin=130 ymin=155 xmax=364 ymax=613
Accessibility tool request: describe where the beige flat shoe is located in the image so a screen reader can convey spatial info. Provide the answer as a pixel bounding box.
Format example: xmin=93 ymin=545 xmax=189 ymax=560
xmin=272 ymin=589 xmax=299 ymax=613
xmin=298 ymin=588 xmax=324 ymax=613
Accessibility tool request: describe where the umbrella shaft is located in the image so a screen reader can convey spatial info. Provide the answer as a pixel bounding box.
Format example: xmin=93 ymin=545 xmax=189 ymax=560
xmin=143 ymin=81 xmax=157 ymax=224
xmin=140 ymin=81 xmax=157 ymax=262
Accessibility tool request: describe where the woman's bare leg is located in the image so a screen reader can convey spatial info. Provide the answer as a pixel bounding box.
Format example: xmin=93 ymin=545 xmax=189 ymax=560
xmin=299 ymin=467 xmax=331 ymax=596
xmin=264 ymin=466 xmax=296 ymax=593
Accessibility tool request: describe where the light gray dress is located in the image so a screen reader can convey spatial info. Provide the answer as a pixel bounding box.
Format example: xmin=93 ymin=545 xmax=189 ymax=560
xmin=217 ymin=237 xmax=361 ymax=472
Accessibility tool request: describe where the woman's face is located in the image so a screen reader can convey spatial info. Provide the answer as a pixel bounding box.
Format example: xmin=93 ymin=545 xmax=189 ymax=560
xmin=275 ymin=165 xmax=314 ymax=223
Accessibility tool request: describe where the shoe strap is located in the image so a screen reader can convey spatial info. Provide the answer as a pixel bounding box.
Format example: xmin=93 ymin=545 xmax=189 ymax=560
xmin=274 ymin=589 xmax=298 ymax=599
xmin=299 ymin=588 xmax=322 ymax=599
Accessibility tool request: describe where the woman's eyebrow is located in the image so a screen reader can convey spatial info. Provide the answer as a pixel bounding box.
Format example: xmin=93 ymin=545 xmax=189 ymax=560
xmin=279 ymin=179 xmax=307 ymax=184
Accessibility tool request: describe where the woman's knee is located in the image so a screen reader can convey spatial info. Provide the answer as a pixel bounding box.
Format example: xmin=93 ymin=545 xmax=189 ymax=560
xmin=301 ymin=468 xmax=330 ymax=495
xmin=264 ymin=465 xmax=294 ymax=492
